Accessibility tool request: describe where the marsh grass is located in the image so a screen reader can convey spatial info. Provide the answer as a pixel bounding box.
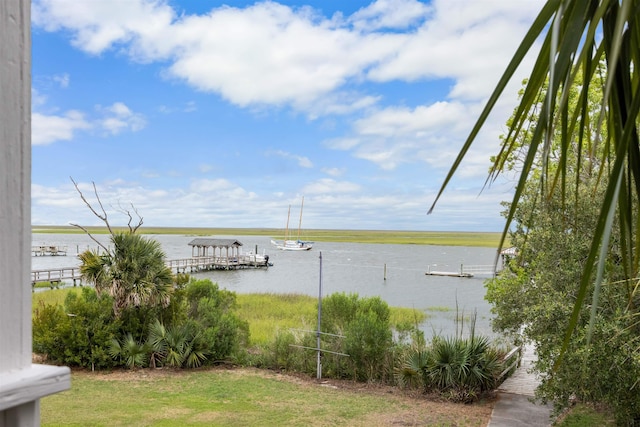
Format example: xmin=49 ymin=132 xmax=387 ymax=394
xmin=426 ymin=306 xmax=453 ymax=312
xmin=33 ymin=287 xmax=78 ymax=309
xmin=235 ymin=293 xmax=426 ymax=346
xmin=33 ymin=226 xmax=503 ymax=247
xmin=236 ymin=293 xmax=318 ymax=345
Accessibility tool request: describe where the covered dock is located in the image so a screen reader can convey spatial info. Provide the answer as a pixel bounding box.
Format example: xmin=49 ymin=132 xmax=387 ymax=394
xmin=186 ymin=238 xmax=269 ymax=271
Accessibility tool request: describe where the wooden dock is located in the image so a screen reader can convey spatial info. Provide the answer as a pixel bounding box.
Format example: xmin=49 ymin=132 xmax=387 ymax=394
xmin=425 ymin=264 xmax=497 ymax=278
xmin=31 ymin=267 xmax=81 ymax=288
xmin=31 ymin=254 xmax=270 ymax=289
xmin=32 ymin=245 xmax=68 ymax=256
xmin=497 ymin=342 xmax=541 ymax=396
xmin=166 ymin=254 xmax=270 ymax=273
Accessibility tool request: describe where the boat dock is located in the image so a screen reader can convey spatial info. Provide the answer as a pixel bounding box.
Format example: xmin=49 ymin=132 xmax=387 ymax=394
xmin=425 ymin=264 xmax=497 ymax=278
xmin=31 ymin=238 xmax=271 ymax=289
xmin=31 ymin=254 xmax=270 ymax=289
xmin=166 ymin=254 xmax=270 ymax=273
xmin=32 ymin=245 xmax=68 ymax=256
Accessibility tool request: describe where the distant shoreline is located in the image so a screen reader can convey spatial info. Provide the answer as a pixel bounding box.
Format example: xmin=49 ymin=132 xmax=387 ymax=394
xmin=32 ymin=225 xmax=504 ymax=247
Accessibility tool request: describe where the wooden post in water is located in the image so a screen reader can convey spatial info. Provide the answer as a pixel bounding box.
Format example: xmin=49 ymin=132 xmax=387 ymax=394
xmin=384 ymin=263 xmax=387 ymax=280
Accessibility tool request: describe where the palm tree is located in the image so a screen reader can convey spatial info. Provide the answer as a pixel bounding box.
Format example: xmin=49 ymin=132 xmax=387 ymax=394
xmin=430 ymin=0 xmax=640 ymax=357
xmin=79 ymin=232 xmax=174 ymax=317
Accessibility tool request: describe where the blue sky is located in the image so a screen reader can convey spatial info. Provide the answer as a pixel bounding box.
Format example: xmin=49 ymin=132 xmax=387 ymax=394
xmin=31 ymin=0 xmax=543 ymax=231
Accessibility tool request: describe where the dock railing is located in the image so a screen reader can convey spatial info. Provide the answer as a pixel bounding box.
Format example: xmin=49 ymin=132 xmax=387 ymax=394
xmin=31 ymin=267 xmax=82 ymax=288
xmin=497 ymin=345 xmax=522 ymax=383
xmin=461 ymin=264 xmax=497 ymax=276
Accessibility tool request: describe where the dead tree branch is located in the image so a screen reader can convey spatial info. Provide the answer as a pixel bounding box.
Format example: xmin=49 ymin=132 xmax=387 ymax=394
xmin=70 ymin=177 xmax=114 ymax=235
xmin=115 ymin=201 xmax=144 ymax=233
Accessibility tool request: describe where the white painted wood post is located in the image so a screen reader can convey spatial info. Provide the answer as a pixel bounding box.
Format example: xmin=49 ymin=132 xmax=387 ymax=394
xmin=0 ymin=1 xmax=70 ymax=425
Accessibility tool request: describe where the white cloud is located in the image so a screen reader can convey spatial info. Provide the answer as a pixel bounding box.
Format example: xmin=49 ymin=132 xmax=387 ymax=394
xmin=272 ymin=150 xmax=314 ymax=168
xmin=32 ymin=111 xmax=91 ymax=145
xmin=366 ymin=0 xmax=543 ymax=101
xmin=53 ymin=73 xmax=70 ymax=88
xmin=302 ymin=178 xmax=361 ymax=194
xmin=31 ymin=0 xmax=542 ymax=116
xmin=350 ymin=0 xmax=431 ymax=31
xmin=97 ymin=102 xmax=146 ymax=134
xmin=326 ymin=100 xmax=479 ymax=170
xmin=32 ymin=0 xmax=175 ymax=55
xmin=322 ymin=167 xmax=345 ymax=177
xmin=32 ymin=101 xmax=146 ymax=144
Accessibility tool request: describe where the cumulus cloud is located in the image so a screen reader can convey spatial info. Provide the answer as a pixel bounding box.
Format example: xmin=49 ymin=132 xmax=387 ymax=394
xmin=302 ymin=178 xmax=360 ymax=194
xmin=98 ymin=102 xmax=146 ymax=135
xmin=350 ymin=0 xmax=431 ymax=31
xmin=272 ymin=150 xmax=314 ymax=168
xmin=325 ymin=100 xmax=480 ymax=170
xmin=32 ymin=101 xmax=146 ymax=144
xmin=32 ymin=111 xmax=91 ymax=145
xmin=31 ymin=0 xmax=542 ymax=116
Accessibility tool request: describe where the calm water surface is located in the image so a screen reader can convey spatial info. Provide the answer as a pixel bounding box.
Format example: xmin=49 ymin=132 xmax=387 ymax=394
xmin=32 ymin=234 xmax=500 ymax=337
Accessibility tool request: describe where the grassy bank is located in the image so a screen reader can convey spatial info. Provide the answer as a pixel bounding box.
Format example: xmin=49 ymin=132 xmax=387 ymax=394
xmin=33 ymin=225 xmax=504 ymax=247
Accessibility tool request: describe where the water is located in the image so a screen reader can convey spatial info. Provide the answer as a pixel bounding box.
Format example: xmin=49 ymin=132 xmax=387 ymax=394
xmin=32 ymin=233 xmax=500 ymax=337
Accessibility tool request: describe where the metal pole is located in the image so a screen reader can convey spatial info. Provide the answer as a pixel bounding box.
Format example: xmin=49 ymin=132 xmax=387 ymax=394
xmin=317 ymin=251 xmax=323 ymax=379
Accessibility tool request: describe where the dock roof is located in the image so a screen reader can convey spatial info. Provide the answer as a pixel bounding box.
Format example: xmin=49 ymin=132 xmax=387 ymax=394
xmin=188 ymin=238 xmax=243 ymax=248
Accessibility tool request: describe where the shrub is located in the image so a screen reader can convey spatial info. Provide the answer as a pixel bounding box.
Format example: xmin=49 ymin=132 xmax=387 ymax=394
xmin=184 ymin=278 xmax=249 ymax=363
xmin=33 ymin=287 xmax=120 ymax=369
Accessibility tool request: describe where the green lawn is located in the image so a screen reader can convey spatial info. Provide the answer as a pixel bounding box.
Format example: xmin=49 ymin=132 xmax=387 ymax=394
xmin=41 ymin=368 xmax=492 ymax=426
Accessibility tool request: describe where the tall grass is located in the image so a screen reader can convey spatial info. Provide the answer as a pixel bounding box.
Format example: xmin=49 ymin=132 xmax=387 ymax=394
xmin=33 ymin=287 xmax=78 ymax=309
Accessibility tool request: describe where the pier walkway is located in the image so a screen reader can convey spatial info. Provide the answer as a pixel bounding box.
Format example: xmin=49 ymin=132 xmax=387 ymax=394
xmin=31 ymin=255 xmax=269 ymax=288
xmin=489 ymin=343 xmax=554 ymax=426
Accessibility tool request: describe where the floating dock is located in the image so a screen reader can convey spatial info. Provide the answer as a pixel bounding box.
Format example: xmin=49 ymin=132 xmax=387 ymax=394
xmin=425 ymin=270 xmax=474 ymax=278
xmin=425 ymin=264 xmax=498 ymax=278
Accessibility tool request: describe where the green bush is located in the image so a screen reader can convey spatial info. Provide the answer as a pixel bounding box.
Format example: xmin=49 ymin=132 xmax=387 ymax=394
xmin=343 ymin=310 xmax=392 ymax=381
xmin=33 ymin=287 xmax=120 ymax=369
xmin=185 ymin=278 xmax=250 ymax=363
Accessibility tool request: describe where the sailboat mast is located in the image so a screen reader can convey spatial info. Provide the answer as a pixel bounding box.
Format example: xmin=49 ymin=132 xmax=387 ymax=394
xmin=297 ymin=196 xmax=304 ymax=241
xmin=285 ymin=205 xmax=291 ymax=242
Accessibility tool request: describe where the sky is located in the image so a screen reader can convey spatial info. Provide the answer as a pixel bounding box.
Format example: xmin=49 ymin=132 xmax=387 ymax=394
xmin=30 ymin=0 xmax=545 ymax=232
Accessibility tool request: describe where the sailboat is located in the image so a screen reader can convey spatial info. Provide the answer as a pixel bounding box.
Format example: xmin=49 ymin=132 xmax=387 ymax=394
xmin=271 ymin=197 xmax=313 ymax=251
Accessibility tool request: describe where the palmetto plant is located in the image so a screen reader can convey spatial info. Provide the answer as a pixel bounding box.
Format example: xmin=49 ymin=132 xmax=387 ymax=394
xmin=147 ymin=319 xmax=208 ymax=368
xmin=430 ymin=0 xmax=640 ymax=361
xmin=108 ymin=333 xmax=148 ymax=369
xmin=395 ymin=336 xmax=503 ymax=402
xmin=79 ymin=232 xmax=174 ymax=317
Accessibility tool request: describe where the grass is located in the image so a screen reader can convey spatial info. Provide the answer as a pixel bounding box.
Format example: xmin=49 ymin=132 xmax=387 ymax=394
xmin=555 ymin=404 xmax=615 ymax=427
xmin=33 ymin=225 xmax=505 ymax=247
xmin=41 ymin=368 xmax=492 ymax=426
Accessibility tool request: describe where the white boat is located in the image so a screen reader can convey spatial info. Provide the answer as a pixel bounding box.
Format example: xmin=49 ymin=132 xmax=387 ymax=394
xmin=270 ymin=239 xmax=313 ymax=251
xmin=272 ymin=197 xmax=313 ymax=251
